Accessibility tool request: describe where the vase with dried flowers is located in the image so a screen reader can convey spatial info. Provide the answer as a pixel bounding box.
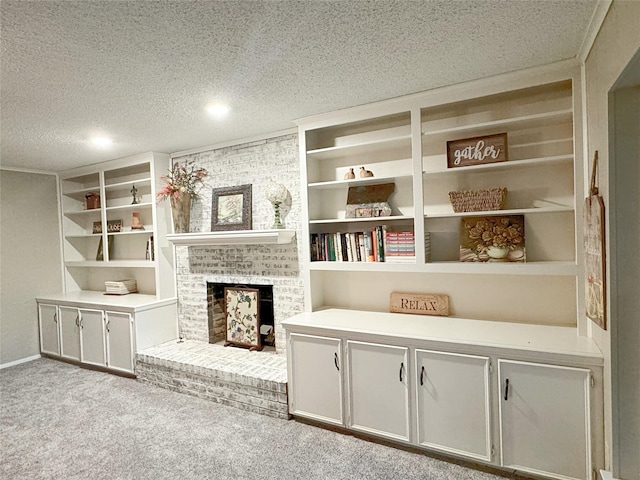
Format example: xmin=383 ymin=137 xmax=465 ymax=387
xmin=157 ymin=163 xmax=208 ymax=233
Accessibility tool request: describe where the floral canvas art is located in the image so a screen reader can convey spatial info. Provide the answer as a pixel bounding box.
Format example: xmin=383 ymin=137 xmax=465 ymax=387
xmin=460 ymin=215 xmax=526 ymax=262
xmin=224 ymin=287 xmax=261 ymax=350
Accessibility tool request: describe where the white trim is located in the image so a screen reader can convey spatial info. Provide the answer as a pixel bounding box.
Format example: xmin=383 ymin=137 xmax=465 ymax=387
xmin=296 ymin=59 xmax=581 ymax=130
xmin=0 ymin=166 xmax=58 ymax=175
xmin=578 ymin=0 xmax=613 ymax=63
xmin=0 ymin=354 xmax=42 ymax=370
xmin=599 ymin=470 xmax=620 ymax=480
xmin=170 ymin=127 xmax=297 ymax=158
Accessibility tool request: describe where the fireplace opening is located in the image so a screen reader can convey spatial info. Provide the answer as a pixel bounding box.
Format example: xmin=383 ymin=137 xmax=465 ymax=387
xmin=207 ymin=282 xmax=275 ymax=350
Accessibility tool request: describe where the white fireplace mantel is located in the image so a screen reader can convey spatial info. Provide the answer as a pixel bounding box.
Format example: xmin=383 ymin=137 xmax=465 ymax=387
xmin=166 ymin=229 xmax=296 ymax=246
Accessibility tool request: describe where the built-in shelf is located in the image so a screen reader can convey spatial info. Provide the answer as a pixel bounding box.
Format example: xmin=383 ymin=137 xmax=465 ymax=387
xmin=308 ymin=174 xmax=413 ymax=189
xmin=310 ymin=215 xmax=413 ymax=225
xmin=166 ymin=229 xmax=297 ymax=246
xmin=309 ymin=260 xmax=577 ymax=276
xmin=65 ymin=260 xmax=156 ymax=268
xmin=422 ymin=154 xmax=574 ymax=176
xmin=424 ymin=205 xmax=574 ymax=219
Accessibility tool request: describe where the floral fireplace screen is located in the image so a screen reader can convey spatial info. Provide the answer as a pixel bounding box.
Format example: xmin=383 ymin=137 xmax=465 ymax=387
xmin=224 ymin=287 xmax=262 ymax=351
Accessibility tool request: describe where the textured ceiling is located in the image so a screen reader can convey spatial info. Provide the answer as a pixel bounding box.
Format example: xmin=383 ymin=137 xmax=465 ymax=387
xmin=1 ymin=0 xmax=599 ymax=172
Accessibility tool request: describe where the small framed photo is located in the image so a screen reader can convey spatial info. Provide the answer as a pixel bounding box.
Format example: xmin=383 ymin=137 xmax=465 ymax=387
xmin=211 ymin=184 xmax=252 ymax=231
xmin=92 ymin=221 xmax=103 ymax=234
xmin=107 ymin=219 xmax=122 ymax=233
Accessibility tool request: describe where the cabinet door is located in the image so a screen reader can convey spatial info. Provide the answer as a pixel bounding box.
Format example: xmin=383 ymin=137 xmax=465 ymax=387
xmin=347 ymin=341 xmax=410 ymax=442
xmin=499 ymin=360 xmax=591 ymax=480
xmin=59 ymin=306 xmax=81 ymax=361
xmin=416 ymin=350 xmax=491 ymax=461
xmin=289 ymin=333 xmax=343 ymax=425
xmin=38 ymin=303 xmax=60 ymax=356
xmin=79 ymin=308 xmax=106 ymax=367
xmin=105 ymin=311 xmax=134 ymax=373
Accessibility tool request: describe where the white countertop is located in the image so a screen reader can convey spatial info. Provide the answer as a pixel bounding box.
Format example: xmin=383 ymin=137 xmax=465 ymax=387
xmin=282 ymin=308 xmax=603 ymax=365
xmin=36 ymin=291 xmax=176 ymax=312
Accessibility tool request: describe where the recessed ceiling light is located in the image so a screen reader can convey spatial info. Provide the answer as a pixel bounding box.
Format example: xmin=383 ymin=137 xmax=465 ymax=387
xmin=205 ymin=103 xmax=230 ymax=119
xmin=91 ymin=136 xmax=113 ymax=147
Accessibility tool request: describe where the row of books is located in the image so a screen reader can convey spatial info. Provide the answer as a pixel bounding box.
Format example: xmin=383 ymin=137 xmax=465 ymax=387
xmin=310 ymin=228 xmax=418 ymax=263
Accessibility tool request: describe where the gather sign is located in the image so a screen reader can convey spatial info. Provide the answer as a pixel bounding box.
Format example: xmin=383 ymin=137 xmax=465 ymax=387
xmin=447 ymin=132 xmax=508 ymax=168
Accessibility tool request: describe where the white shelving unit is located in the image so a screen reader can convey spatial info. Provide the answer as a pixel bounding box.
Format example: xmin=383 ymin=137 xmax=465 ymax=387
xmin=287 ymin=63 xmax=602 ymax=480
xmin=58 ymin=151 xmax=175 ymax=298
xmin=39 ymin=152 xmax=178 ymax=375
xmin=296 ymin=63 xmax=586 ymax=330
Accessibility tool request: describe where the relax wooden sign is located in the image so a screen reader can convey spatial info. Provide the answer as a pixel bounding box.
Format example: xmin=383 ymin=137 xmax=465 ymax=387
xmin=390 ymin=292 xmax=450 ymax=317
xmin=447 ymin=132 xmax=508 ymax=168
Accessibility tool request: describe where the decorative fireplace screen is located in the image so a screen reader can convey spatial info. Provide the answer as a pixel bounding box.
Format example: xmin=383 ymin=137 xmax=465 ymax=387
xmin=224 ymin=287 xmax=262 ymax=350
xmin=208 ymin=282 xmax=275 ymax=349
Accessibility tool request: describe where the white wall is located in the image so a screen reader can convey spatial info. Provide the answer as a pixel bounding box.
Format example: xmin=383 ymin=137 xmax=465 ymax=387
xmin=584 ymin=0 xmax=640 ymax=475
xmin=0 ymin=170 xmax=62 ymax=365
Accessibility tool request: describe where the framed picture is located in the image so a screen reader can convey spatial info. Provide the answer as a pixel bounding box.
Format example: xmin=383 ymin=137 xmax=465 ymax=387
xmin=584 ymin=152 xmax=606 ymax=329
xmin=107 ymin=219 xmax=122 ymax=233
xmin=459 ymin=215 xmax=525 ymax=262
xmin=447 ymin=132 xmax=508 ymax=168
xmin=224 ymin=287 xmax=262 ymax=350
xmin=92 ymin=221 xmax=103 ymax=234
xmin=211 ymin=184 xmax=252 ymax=231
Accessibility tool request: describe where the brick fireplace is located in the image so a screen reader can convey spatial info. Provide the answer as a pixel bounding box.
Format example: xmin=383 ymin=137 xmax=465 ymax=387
xmin=135 ymin=133 xmax=303 ymax=418
xmin=171 ymin=133 xmax=305 ymax=356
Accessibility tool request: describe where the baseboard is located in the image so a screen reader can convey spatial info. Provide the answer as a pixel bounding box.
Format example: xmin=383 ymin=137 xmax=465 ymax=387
xmin=0 ymin=354 xmax=41 ymax=370
xmin=600 ymin=470 xmax=620 ymax=480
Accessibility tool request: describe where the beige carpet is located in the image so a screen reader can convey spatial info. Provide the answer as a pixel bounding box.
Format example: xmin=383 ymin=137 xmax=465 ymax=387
xmin=1 ymin=358 xmax=510 ymax=480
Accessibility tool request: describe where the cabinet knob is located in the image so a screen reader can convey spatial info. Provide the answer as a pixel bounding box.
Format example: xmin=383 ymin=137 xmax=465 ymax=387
xmin=399 ymin=362 xmax=404 ymax=382
xmin=334 ymin=352 xmax=339 ymax=371
xmin=504 ymin=378 xmax=510 ymax=401
xmin=420 ymin=365 xmax=425 ymax=386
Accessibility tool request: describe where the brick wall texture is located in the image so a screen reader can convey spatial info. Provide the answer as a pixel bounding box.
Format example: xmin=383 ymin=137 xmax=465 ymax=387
xmin=172 ymin=133 xmax=304 ymax=354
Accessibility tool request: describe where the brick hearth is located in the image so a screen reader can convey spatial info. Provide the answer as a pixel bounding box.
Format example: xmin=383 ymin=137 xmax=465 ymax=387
xmin=136 ymin=340 xmax=289 ymax=419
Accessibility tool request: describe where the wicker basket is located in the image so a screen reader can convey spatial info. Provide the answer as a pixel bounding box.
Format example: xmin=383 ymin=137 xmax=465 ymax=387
xmin=448 ymin=187 xmax=507 ymax=213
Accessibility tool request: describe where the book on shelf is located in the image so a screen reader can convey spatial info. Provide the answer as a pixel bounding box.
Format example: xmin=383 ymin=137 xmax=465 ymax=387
xmin=104 ymin=279 xmax=138 ymax=295
xmin=310 ymin=228 xmax=419 ymax=263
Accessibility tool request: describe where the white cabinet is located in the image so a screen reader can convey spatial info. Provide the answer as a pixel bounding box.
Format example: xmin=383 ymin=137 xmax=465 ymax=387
xmin=498 ymin=360 xmax=591 ymax=480
xmin=288 ymin=333 xmax=343 ymax=425
xmin=79 ymin=308 xmax=106 ymax=367
xmin=282 ymin=310 xmax=603 ymax=480
xmin=415 ymin=350 xmax=491 ymax=461
xmin=105 ymin=311 xmax=134 ymax=374
xmin=38 ymin=303 xmax=60 ymax=356
xmin=37 ymin=292 xmax=177 ymax=375
xmin=59 ymin=306 xmax=81 ymax=361
xmin=347 ymin=340 xmax=410 ymax=442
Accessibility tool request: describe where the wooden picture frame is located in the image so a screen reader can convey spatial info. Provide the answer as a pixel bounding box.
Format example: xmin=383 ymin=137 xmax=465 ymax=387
xmin=92 ymin=221 xmax=103 ymax=234
xmin=211 ymin=184 xmax=252 ymax=231
xmin=584 ymin=152 xmax=606 ymax=329
xmin=107 ymin=219 xmax=122 ymax=233
xmin=447 ymin=132 xmax=508 ymax=168
xmin=224 ymin=287 xmax=262 ymax=350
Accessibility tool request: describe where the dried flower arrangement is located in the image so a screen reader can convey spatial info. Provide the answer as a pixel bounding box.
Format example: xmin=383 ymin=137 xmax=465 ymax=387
xmin=156 ymin=163 xmax=208 ymax=202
